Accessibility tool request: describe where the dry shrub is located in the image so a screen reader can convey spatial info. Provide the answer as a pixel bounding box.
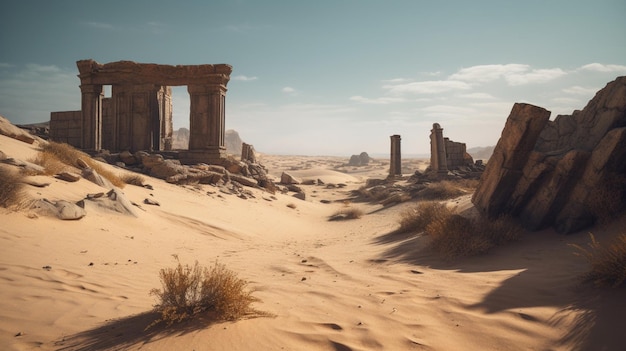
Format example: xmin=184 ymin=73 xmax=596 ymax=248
xmin=419 ymin=180 xmax=466 ymax=200
xmin=150 ymin=257 xmax=262 ymax=327
xmin=121 ymin=173 xmax=145 ymax=187
xmin=0 ymin=167 xmax=27 ymax=209
xmin=398 ymin=201 xmax=452 ymax=233
xmin=571 ymin=233 xmax=626 ymax=288
xmin=399 ymin=202 xmax=522 ymax=259
xmin=35 ymin=141 xmax=125 ymax=188
xmin=329 ymin=207 xmax=364 ymax=221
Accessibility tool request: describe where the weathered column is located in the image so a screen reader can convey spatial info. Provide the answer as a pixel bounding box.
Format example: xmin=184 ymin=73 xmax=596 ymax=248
xmin=241 ymin=142 xmax=256 ymax=163
xmin=430 ymin=123 xmax=448 ymax=173
xmin=183 ymin=84 xmax=227 ymax=164
xmin=79 ymin=84 xmax=103 ymax=151
xmin=389 ymin=134 xmax=402 ymax=176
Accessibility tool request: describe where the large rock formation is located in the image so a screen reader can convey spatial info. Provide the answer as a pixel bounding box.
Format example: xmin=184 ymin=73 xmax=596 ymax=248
xmin=472 ymin=76 xmax=626 ymax=233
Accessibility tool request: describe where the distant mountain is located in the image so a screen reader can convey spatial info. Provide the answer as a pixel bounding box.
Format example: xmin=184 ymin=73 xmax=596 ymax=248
xmin=172 ymin=128 xmax=243 ymax=155
xmin=467 ymin=146 xmax=494 ymax=161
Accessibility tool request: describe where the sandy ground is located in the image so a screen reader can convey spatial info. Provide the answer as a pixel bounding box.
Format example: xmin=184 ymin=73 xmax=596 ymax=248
xmin=1 ymin=134 xmax=625 ymax=351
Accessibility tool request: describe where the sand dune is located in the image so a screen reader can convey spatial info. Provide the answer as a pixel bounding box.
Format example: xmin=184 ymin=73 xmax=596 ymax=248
xmin=1 ymin=133 xmax=625 ymax=351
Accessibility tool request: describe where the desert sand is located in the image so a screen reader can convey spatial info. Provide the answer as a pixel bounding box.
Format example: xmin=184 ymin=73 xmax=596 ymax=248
xmin=1 ymin=133 xmax=625 ymax=351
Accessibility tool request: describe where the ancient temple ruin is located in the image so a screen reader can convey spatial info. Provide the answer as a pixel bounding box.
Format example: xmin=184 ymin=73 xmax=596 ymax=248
xmin=50 ymin=59 xmax=232 ymax=165
xmin=429 ymin=123 xmax=473 ymax=173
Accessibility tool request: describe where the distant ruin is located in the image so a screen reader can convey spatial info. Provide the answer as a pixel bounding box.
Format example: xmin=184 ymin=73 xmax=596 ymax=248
xmin=389 ymin=134 xmax=401 ymax=176
xmin=50 ymin=59 xmax=232 ymax=165
xmin=429 ymin=123 xmax=473 ymax=173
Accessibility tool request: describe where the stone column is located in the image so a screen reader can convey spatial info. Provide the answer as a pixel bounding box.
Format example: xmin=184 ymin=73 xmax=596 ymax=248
xmin=389 ymin=134 xmax=402 ymax=176
xmin=430 ymin=123 xmax=448 ymax=173
xmin=241 ymin=142 xmax=256 ymax=163
xmin=183 ymin=84 xmax=227 ymax=164
xmin=79 ymin=84 xmax=103 ymax=151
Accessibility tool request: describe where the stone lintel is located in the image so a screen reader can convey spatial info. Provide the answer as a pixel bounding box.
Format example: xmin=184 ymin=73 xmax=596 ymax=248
xmin=77 ymin=59 xmax=232 ymax=86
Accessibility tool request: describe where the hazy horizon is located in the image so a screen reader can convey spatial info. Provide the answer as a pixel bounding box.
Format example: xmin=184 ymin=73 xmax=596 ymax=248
xmin=1 ymin=0 xmax=625 ymax=155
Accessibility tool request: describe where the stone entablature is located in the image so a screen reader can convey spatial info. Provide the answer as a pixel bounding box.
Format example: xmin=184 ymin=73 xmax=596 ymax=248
xmin=51 ymin=59 xmax=233 ymax=165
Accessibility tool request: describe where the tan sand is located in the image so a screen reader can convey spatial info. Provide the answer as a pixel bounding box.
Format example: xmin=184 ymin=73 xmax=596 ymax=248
xmin=1 ymin=134 xmax=625 ymax=351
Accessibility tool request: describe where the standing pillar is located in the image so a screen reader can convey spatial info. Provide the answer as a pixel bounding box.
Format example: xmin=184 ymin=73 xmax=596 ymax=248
xmin=430 ymin=123 xmax=448 ymax=173
xmin=389 ymin=134 xmax=402 ymax=176
xmin=79 ymin=84 xmax=103 ymax=151
xmin=183 ymin=84 xmax=228 ymax=164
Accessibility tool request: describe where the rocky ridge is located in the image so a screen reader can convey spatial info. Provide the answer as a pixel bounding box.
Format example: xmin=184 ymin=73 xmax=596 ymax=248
xmin=472 ymin=76 xmax=626 ymax=233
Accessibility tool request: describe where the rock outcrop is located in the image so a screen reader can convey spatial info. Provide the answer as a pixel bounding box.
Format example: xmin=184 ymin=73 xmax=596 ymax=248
xmin=472 ymin=76 xmax=626 ymax=233
xmin=348 ymin=152 xmax=371 ymax=166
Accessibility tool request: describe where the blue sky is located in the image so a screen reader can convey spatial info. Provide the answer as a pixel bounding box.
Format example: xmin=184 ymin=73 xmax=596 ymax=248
xmin=1 ymin=0 xmax=625 ymax=156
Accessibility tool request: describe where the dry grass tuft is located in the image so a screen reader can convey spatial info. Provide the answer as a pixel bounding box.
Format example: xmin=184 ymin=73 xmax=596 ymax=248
xmin=0 ymin=167 xmax=27 ymax=209
xmin=329 ymin=207 xmax=364 ymax=221
xmin=121 ymin=173 xmax=145 ymax=187
xmin=149 ymin=257 xmax=264 ymax=327
xmin=419 ymin=180 xmax=467 ymax=200
xmin=398 ymin=202 xmax=522 ymax=259
xmin=571 ymin=233 xmax=626 ymax=288
xmin=33 ymin=142 xmax=125 ymax=188
xmin=398 ymin=201 xmax=452 ymax=233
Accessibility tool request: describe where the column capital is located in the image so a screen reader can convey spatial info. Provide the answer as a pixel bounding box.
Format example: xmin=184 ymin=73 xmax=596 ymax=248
xmin=80 ymin=84 xmax=103 ymax=94
xmin=188 ymin=84 xmax=227 ymax=94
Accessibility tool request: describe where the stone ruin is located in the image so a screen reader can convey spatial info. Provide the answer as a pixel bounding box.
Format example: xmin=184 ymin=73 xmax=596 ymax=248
xmin=472 ymin=76 xmax=626 ymax=233
xmin=47 ymin=59 xmax=279 ymax=195
xmin=51 ymin=59 xmax=231 ymax=165
xmin=429 ymin=123 xmax=476 ymax=173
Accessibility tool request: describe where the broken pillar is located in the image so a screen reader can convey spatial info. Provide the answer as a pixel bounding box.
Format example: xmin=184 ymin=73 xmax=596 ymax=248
xmin=389 ymin=134 xmax=402 ymax=176
xmin=430 ymin=123 xmax=448 ymax=173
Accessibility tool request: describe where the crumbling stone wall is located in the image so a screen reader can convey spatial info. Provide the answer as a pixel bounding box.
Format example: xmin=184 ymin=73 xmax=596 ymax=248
xmin=50 ymin=111 xmax=82 ymax=146
xmin=444 ymin=138 xmax=469 ymax=169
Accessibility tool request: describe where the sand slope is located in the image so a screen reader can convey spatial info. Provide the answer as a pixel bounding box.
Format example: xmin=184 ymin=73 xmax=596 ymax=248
xmin=1 ymin=135 xmax=625 ymax=351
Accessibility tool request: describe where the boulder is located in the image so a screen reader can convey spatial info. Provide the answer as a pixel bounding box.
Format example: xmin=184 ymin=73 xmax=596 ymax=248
xmin=119 ymin=150 xmax=137 ymax=165
xmin=472 ymin=77 xmax=626 ymax=233
xmin=280 ymin=172 xmax=301 ymax=185
xmin=56 ymin=171 xmax=81 ymax=182
xmin=55 ymin=200 xmax=86 ymax=220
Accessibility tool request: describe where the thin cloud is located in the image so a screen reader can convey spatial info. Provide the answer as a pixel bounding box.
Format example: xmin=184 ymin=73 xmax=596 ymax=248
xmin=83 ymin=21 xmax=115 ymax=30
xmin=505 ymin=68 xmax=566 ymax=86
xmin=579 ymin=63 xmax=626 ymax=73
xmin=383 ymin=80 xmax=471 ymax=95
xmin=381 ymin=78 xmax=411 ymax=84
xmin=458 ymin=92 xmax=496 ymax=99
xmin=562 ymin=85 xmax=597 ymax=95
xmin=232 ymin=75 xmax=258 ymax=81
xmin=282 ymin=86 xmax=296 ymax=94
xmin=0 ymin=63 xmax=15 ymax=68
xmin=349 ymin=96 xmax=405 ymax=104
xmin=449 ymin=64 xmax=566 ymax=86
xmin=449 ymin=64 xmax=529 ymax=83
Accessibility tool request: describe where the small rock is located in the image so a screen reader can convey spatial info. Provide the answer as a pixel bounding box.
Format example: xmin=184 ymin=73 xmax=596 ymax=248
xmin=143 ymin=198 xmax=160 ymax=206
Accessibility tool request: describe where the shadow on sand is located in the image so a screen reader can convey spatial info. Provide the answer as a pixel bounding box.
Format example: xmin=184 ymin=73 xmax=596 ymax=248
xmin=53 ymin=311 xmax=222 ymax=351
xmin=372 ymin=222 xmax=626 ymax=351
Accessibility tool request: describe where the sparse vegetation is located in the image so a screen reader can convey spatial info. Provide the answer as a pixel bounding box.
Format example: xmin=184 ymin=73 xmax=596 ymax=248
xmin=398 ymin=202 xmax=522 ymax=259
xmin=571 ymin=233 xmax=626 ymax=288
xmin=329 ymin=207 xmax=365 ymax=221
xmin=32 ymin=141 xmax=125 ymax=187
xmin=0 ymin=167 xmax=26 ymax=209
xmin=121 ymin=173 xmax=145 ymax=187
xmin=418 ymin=180 xmax=468 ymax=200
xmin=149 ymin=257 xmax=263 ymax=327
